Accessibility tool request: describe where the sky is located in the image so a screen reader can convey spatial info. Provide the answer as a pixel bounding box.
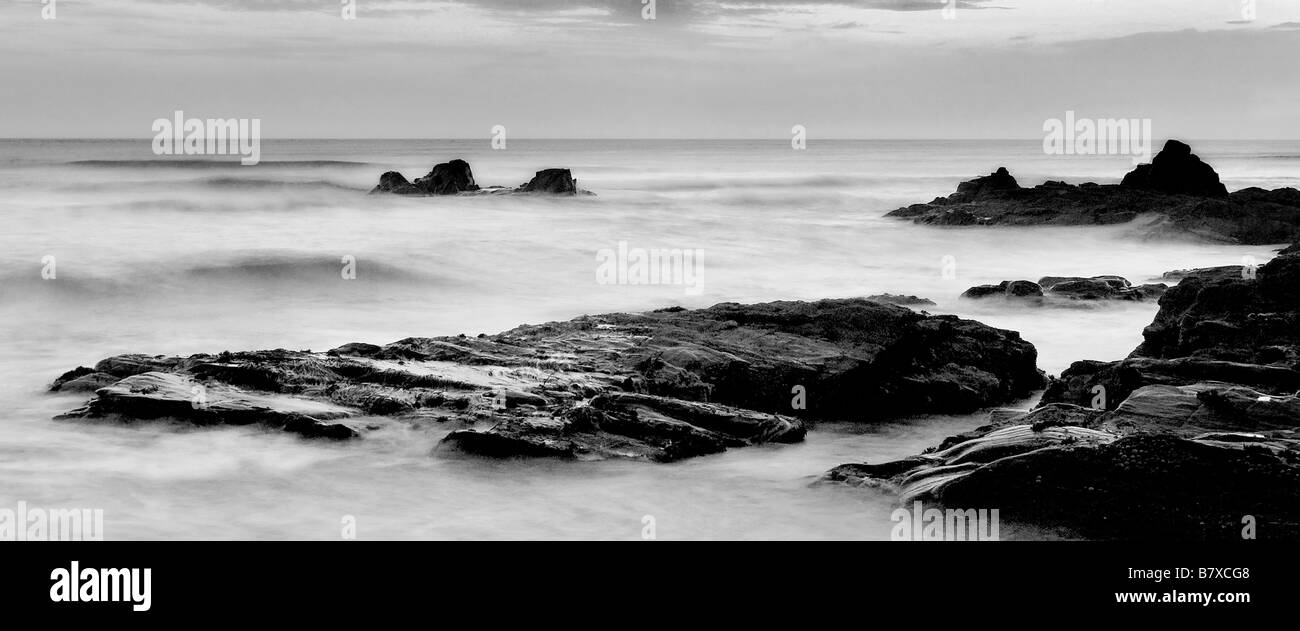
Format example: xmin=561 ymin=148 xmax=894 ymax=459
xmin=0 ymin=0 xmax=1298 ymax=138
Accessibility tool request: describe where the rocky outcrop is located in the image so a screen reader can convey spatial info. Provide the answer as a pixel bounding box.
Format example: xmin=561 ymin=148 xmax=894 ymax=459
xmin=412 ymin=159 xmax=479 ymax=195
xmin=371 ymin=159 xmax=591 ymax=196
xmin=51 ymin=298 xmax=1045 ymax=461
xmin=886 ymin=140 xmax=1300 ymax=244
xmin=959 ymin=275 xmax=1165 ymax=304
xmin=518 ymin=168 xmax=578 ymax=195
xmin=1120 ymin=140 xmax=1228 ymax=197
xmin=373 ymin=171 xmax=421 ymax=195
xmin=824 ymin=247 xmax=1300 ymax=539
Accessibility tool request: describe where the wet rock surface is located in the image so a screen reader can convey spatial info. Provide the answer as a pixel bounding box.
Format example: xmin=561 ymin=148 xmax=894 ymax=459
xmin=51 ymin=298 xmax=1044 ymax=461
xmin=824 ymin=248 xmax=1300 ymax=539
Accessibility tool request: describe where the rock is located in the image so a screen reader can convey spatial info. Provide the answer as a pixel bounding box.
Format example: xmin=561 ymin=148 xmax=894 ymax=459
xmin=51 ymin=298 xmax=1046 ymax=458
xmin=886 ymin=140 xmax=1300 ymax=244
xmin=372 ymin=159 xmax=593 ymax=197
xmin=56 ymin=372 xmax=358 ymax=440
xmin=371 ymin=171 xmax=421 ymax=195
xmin=1120 ymin=139 xmax=1229 ymax=197
xmin=1040 ymin=357 xmax=1300 ymax=411
xmin=1132 ymin=251 xmax=1300 ymax=364
xmin=518 ymin=168 xmax=577 ymax=195
xmin=950 ymin=166 xmax=1019 ymax=202
xmin=865 ymin=294 xmax=937 ymax=307
xmin=960 ymin=275 xmax=1163 ymax=303
xmin=412 ymin=159 xmax=479 ymax=195
xmin=960 ymin=280 xmax=1043 ymax=301
xmin=443 ymin=393 xmax=804 ymax=462
xmin=52 ymin=371 xmax=120 ymax=394
xmin=824 ymin=249 xmax=1300 ymax=540
xmin=821 ymin=408 xmax=1300 ymax=539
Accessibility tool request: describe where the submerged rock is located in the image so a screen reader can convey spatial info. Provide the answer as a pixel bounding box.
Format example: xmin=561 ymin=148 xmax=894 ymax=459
xmin=886 ymin=140 xmax=1300 ymax=243
xmin=50 ymin=298 xmax=1045 ymax=461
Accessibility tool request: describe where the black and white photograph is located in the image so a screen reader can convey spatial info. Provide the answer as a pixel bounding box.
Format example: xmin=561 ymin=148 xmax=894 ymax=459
xmin=1 ymin=0 xmax=1296 ymax=617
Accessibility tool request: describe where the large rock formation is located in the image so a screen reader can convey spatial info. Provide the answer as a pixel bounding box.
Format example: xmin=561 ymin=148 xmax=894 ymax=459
xmin=1120 ymin=139 xmax=1228 ymax=197
xmin=412 ymin=159 xmax=479 ymax=195
xmin=886 ymin=140 xmax=1300 ymax=244
xmin=371 ymin=159 xmax=590 ymax=196
xmin=51 ymin=298 xmax=1045 ymax=461
xmin=518 ymin=168 xmax=578 ymax=194
xmin=823 ymin=247 xmax=1300 ymax=539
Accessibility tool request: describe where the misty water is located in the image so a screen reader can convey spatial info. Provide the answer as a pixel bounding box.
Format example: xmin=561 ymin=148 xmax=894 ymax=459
xmin=0 ymin=139 xmax=1294 ymax=539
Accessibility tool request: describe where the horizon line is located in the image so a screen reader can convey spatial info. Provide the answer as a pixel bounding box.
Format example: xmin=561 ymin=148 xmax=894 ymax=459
xmin=3 ymin=137 xmax=1298 ymax=142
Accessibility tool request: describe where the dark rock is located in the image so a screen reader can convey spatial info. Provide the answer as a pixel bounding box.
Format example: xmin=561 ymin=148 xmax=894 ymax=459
xmin=960 ymin=280 xmax=1043 ymax=301
xmin=887 ymin=141 xmax=1300 ymax=244
xmin=52 ymin=372 xmax=120 ymax=394
xmin=960 ymin=275 xmax=1162 ymax=304
xmin=519 ymin=168 xmax=577 ymax=195
xmin=371 ymin=171 xmax=421 ymax=195
xmin=824 ymin=249 xmax=1300 ymax=540
xmin=1120 ymin=139 xmax=1229 ymax=197
xmin=950 ymin=166 xmax=1019 ymax=202
xmin=820 ymin=404 xmax=1300 ymax=540
xmin=865 ymin=294 xmax=937 ymax=307
xmin=372 ymin=159 xmax=593 ymax=197
xmin=51 ymin=298 xmax=1046 ymax=458
xmin=412 ymin=159 xmax=479 ymax=195
xmin=1132 ymin=251 xmax=1300 ymax=363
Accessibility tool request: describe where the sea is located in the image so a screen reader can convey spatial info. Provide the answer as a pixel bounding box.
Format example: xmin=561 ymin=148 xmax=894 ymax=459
xmin=0 ymin=138 xmax=1294 ymax=540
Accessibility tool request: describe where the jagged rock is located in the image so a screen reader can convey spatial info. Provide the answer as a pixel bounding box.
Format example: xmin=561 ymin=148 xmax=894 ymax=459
xmin=1133 ymin=251 xmax=1300 ymax=363
xmin=518 ymin=168 xmax=577 ymax=195
xmin=412 ymin=159 xmax=479 ymax=195
xmin=1120 ymin=139 xmax=1229 ymax=197
xmin=886 ymin=141 xmax=1300 ymax=243
xmin=825 ymin=249 xmax=1300 ymax=540
xmin=50 ymin=298 xmax=1046 ymax=458
xmin=372 ymin=171 xmax=421 ymax=195
xmin=371 ymin=159 xmax=592 ymax=197
xmin=951 ymin=166 xmax=1019 ymax=202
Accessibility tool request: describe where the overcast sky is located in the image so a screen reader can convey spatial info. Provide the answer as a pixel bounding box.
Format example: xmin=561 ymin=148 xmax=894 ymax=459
xmin=1 ymin=0 xmax=1298 ymax=138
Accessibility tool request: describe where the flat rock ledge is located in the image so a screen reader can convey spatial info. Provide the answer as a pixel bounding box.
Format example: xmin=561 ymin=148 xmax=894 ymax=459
xmin=886 ymin=140 xmax=1300 ymax=244
xmin=50 ymin=298 xmax=1045 ymax=462
xmin=822 ymin=248 xmax=1300 ymax=539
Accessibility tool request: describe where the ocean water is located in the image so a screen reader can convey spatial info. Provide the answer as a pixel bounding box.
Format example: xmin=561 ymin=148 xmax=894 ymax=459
xmin=0 ymin=138 xmax=1294 ymax=540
